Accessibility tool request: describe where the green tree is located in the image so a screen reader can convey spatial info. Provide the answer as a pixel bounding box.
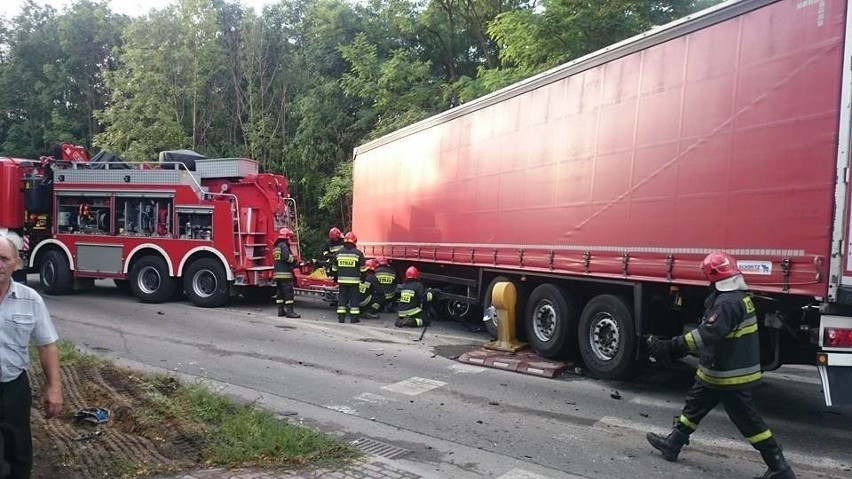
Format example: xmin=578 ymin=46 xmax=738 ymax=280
xmin=454 ymin=0 xmax=722 ymax=101
xmin=95 ymin=0 xmax=226 ymax=160
xmin=0 ymin=0 xmax=125 ymax=157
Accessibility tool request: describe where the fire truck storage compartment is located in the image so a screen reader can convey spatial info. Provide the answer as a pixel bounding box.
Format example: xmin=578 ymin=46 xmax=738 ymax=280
xmin=195 ymin=159 xmax=259 ymax=179
xmin=56 ymin=193 xmax=112 ymax=234
xmin=0 ymin=159 xmax=25 ymax=229
xmin=76 ymin=244 xmax=122 ymax=273
xmin=114 ymin=195 xmax=174 ymax=237
xmin=177 ymin=207 xmax=213 ymax=240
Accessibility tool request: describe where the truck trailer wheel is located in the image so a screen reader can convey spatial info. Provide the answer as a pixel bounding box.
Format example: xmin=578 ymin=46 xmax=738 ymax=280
xmin=129 ymin=256 xmax=176 ymax=304
xmin=524 ymin=283 xmax=579 ymax=358
xmin=39 ymin=250 xmax=73 ymax=295
xmin=183 ymin=258 xmax=229 ymax=308
xmin=578 ymin=294 xmax=637 ymax=379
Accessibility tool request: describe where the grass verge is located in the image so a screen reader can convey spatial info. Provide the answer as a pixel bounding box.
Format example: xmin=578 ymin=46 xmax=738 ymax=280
xmin=30 ymin=340 xmax=359 ymax=478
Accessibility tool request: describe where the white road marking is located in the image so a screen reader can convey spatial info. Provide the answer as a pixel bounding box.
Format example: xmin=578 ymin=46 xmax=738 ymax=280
xmin=594 ymin=415 xmax=850 ymax=471
xmin=354 ymin=392 xmax=396 ymax=404
xmin=495 ymin=468 xmax=553 ymax=479
xmin=324 ymin=404 xmax=359 ymax=415
xmin=448 ymin=363 xmax=486 ymax=374
xmin=382 ymin=377 xmax=447 ymax=396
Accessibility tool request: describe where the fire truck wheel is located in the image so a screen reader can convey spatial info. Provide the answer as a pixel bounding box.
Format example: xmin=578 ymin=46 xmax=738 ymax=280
xmin=183 ymin=258 xmax=229 ymax=308
xmin=524 ymin=283 xmax=579 ymax=359
xmin=577 ymin=294 xmax=638 ymax=380
xmin=129 ymin=256 xmax=177 ymax=303
xmin=39 ymin=250 xmax=73 ymax=295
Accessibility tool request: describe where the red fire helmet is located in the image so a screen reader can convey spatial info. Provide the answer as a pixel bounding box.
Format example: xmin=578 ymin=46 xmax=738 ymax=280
xmin=376 ymin=256 xmax=389 ymax=267
xmin=344 ymin=231 xmax=357 ymax=244
xmin=700 ymin=251 xmax=741 ymax=281
xmin=277 ymin=228 xmax=295 ymax=243
xmin=405 ymin=266 xmax=420 ymax=280
xmin=365 ymin=259 xmax=377 ymax=271
xmin=328 ymin=227 xmax=342 ymax=240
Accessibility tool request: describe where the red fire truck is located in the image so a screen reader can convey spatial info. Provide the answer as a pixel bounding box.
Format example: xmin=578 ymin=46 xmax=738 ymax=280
xmin=0 ymin=148 xmax=336 ymax=308
xmin=352 ymin=0 xmax=852 ymax=405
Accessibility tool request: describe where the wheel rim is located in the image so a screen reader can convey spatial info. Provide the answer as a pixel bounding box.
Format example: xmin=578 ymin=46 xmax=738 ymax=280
xmin=42 ymin=261 xmax=56 ymax=287
xmin=191 ymin=269 xmax=218 ymax=298
xmin=532 ymin=300 xmax=557 ymax=342
xmin=589 ymin=312 xmax=620 ymax=361
xmin=446 ymin=300 xmax=470 ymax=318
xmin=137 ymin=265 xmax=162 ymax=295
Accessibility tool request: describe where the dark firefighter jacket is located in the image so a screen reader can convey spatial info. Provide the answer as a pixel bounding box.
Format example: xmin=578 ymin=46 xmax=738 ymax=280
xmin=322 ymin=238 xmax=345 ymax=261
xmin=375 ymin=265 xmax=398 ymax=301
xmin=359 ymin=272 xmax=382 ymax=308
xmin=331 ymin=244 xmax=365 ymax=285
xmin=678 ymin=288 xmax=761 ymax=389
xmin=396 ymin=280 xmax=435 ymax=318
xmin=273 ymin=242 xmax=297 ymax=280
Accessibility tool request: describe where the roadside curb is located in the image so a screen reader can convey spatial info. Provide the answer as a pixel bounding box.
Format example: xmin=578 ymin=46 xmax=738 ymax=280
xmin=161 ymin=455 xmax=422 ymax=478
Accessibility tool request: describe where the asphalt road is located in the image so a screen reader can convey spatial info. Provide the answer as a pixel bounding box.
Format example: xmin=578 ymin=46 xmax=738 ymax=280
xmin=38 ymin=279 xmax=852 ymax=479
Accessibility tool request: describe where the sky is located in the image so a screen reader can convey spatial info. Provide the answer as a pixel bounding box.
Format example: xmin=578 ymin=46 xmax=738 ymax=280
xmin=2 ymin=0 xmax=271 ymax=19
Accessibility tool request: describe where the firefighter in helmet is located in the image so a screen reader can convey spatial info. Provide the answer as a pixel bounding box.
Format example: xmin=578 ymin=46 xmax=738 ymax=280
xmin=272 ymin=228 xmax=301 ymax=318
xmin=394 ymin=266 xmax=438 ymax=328
xmin=331 ymin=231 xmax=365 ymax=323
xmin=374 ymin=256 xmax=398 ymax=312
xmin=646 ymin=252 xmax=796 ymax=479
xmin=358 ymin=259 xmax=383 ymax=319
xmin=322 ymin=227 xmax=345 ymax=272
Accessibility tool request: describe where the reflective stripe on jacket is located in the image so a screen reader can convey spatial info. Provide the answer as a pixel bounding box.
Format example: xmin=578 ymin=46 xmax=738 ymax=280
xmin=332 ymin=245 xmax=364 ymax=285
xmin=683 ymin=290 xmax=761 ymax=389
xmin=396 ymin=280 xmax=426 ymax=318
xmin=376 ymin=266 xmax=397 ymax=300
xmin=273 ymin=242 xmax=295 ymax=280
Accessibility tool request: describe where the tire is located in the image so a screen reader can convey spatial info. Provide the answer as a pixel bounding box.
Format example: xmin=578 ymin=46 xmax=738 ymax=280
xmin=524 ymin=283 xmax=579 ymax=358
xmin=113 ymin=279 xmax=131 ymax=294
xmin=129 ymin=256 xmax=176 ymax=304
xmin=39 ymin=250 xmax=73 ymax=295
xmin=183 ymin=258 xmax=229 ymax=308
xmin=578 ymin=294 xmax=638 ymax=380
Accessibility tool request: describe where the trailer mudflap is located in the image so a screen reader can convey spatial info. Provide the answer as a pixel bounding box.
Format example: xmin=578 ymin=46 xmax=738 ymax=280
xmin=818 ymin=359 xmax=852 ymax=406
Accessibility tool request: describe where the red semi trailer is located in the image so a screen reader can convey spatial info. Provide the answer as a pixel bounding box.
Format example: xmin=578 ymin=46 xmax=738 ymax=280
xmin=352 ymin=0 xmax=852 ymax=405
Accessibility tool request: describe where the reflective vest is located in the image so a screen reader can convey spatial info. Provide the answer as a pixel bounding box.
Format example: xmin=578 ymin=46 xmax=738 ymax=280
xmin=683 ymin=289 xmax=761 ymax=389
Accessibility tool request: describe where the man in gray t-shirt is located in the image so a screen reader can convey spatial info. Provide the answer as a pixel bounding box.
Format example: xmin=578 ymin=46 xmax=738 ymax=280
xmin=0 ymin=237 xmax=63 ymax=478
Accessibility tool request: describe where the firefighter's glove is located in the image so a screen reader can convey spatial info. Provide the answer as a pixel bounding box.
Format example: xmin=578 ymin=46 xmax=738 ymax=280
xmin=426 ymin=288 xmax=441 ymax=302
xmin=647 ymin=337 xmax=674 ymax=366
xmin=647 ymin=337 xmax=672 ymax=358
xmin=648 ymin=336 xmax=687 ymax=366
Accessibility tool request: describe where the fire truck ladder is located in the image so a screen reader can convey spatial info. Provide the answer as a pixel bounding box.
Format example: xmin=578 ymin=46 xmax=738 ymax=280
xmin=237 ymin=206 xmax=273 ymax=285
